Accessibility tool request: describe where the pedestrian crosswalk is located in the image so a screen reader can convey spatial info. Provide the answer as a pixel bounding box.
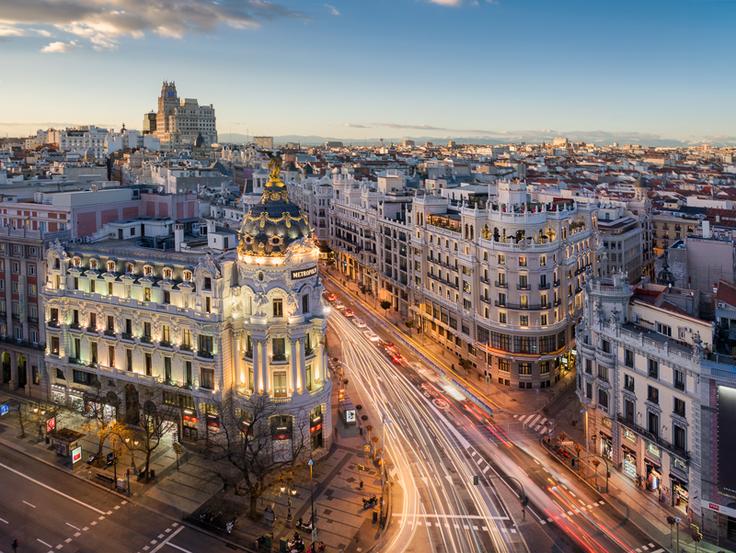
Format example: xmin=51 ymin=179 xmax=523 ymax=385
xmin=512 ymin=413 xmax=553 ymax=435
xmin=632 ymin=543 xmax=664 ymax=553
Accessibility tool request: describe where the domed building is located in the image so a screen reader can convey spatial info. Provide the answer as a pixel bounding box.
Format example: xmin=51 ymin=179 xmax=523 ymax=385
xmin=42 ymin=156 xmax=331 ymax=458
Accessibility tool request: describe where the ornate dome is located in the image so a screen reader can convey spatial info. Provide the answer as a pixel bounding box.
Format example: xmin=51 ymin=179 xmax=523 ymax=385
xmin=237 ymin=156 xmax=311 ymax=257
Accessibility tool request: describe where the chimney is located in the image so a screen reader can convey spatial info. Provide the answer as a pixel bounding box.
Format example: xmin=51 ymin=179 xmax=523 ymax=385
xmin=702 ymin=220 xmax=711 ymax=239
xmin=174 ymin=224 xmax=184 ymax=252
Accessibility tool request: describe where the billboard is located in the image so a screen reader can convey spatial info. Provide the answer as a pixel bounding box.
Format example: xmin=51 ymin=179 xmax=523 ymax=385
xmin=71 ymin=446 xmax=82 ymax=464
xmin=718 ymin=386 xmax=736 ymax=496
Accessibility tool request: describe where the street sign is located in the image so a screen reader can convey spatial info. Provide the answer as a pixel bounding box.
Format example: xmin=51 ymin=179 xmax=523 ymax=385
xmin=0 ymin=403 xmax=9 ymax=417
xmin=71 ymin=446 xmax=82 ymax=464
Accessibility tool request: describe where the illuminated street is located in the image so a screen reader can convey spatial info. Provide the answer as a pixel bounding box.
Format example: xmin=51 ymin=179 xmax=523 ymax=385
xmin=328 ymin=284 xmax=674 ymax=553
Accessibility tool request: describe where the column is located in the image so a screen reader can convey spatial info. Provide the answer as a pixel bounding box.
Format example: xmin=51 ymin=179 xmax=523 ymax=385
xmin=290 ymin=338 xmax=299 ymax=395
xmin=9 ymin=352 xmax=17 ymax=390
xmin=253 ymin=340 xmax=262 ymax=393
xmin=298 ymin=337 xmax=306 ymax=393
xmin=261 ymin=339 xmax=270 ymax=395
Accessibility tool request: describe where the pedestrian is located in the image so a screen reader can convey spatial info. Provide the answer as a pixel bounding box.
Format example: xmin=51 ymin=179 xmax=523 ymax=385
xmin=359 ymin=480 xmax=364 ymax=490
xmin=11 ymin=538 xmax=18 ymax=552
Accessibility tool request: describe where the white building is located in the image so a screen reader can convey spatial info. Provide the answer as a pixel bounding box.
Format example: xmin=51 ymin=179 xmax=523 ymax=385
xmin=42 ymin=159 xmax=331 ymax=454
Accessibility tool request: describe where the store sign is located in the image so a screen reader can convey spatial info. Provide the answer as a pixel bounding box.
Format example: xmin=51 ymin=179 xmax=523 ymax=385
xmin=71 ymin=446 xmax=82 ymax=464
xmin=702 ymin=500 xmax=736 ymax=519
xmin=291 ymin=266 xmax=317 ymax=280
xmin=0 ymin=403 xmax=9 ymax=417
xmin=646 ymin=442 xmax=661 ymax=459
xmin=602 ymin=417 xmax=612 ymax=429
xmin=624 ymin=429 xmax=636 ymax=443
xmin=46 ymin=417 xmax=56 ymax=434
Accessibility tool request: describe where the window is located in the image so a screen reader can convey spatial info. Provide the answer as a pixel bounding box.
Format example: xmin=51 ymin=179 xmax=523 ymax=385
xmin=205 ymin=297 xmax=211 ymax=313
xmin=72 ymin=370 xmax=94 ymax=386
xmin=163 ymin=268 xmax=172 ymax=280
xmin=498 ymin=359 xmax=510 ymax=373
xmin=623 ymin=398 xmax=635 ymax=422
xmin=50 ymin=337 xmax=60 ymax=355
xmin=519 ymin=363 xmax=532 ymax=375
xmin=498 ymin=293 xmax=506 ymax=306
xmin=107 ymin=260 xmax=116 ymax=272
xmin=273 ymin=298 xmax=283 ymax=318
xmin=182 ymin=329 xmax=192 ymax=349
xmin=143 ymin=322 xmax=152 ymax=340
xmin=90 ymin=342 xmax=98 ymax=364
xmin=89 ymin=280 xmax=95 ymax=294
xmin=143 ymin=265 xmax=153 ymax=277
xmin=273 ymin=371 xmax=287 ymax=397
xmin=27 ymin=263 xmax=36 ymax=276
xmin=164 ymin=357 xmax=172 ymax=382
xmin=598 ymin=365 xmax=608 ymax=382
xmin=200 ymin=367 xmax=215 ymax=390
xmin=72 ymin=310 xmax=80 ymax=328
xmin=108 ymin=346 xmax=115 ymax=368
xmin=88 ymin=312 xmax=96 ymax=330
xmin=648 ymin=359 xmax=659 ymax=379
xmin=624 ymin=374 xmax=635 ymax=392
xmin=144 ymin=288 xmax=151 ymax=302
xmin=673 ymin=425 xmax=686 ymax=451
xmin=519 ymin=256 xmax=527 ymax=267
xmin=601 ymin=340 xmax=610 ymax=353
xmin=499 ymin=311 xmax=507 ymax=324
xmin=49 ymin=308 xmax=59 ymax=325
xmin=624 ymin=349 xmax=634 ymax=368
xmin=647 ymin=385 xmax=659 ymax=404
xmin=674 ymin=369 xmax=685 ymax=391
xmin=107 ymin=282 xmax=113 ymax=295
xmin=183 ymin=270 xmax=192 ymax=281
xmin=305 ymin=364 xmax=313 ymax=391
xmin=586 ymin=382 xmax=592 ymax=399
xmin=198 ymin=335 xmax=214 ymax=357
xmin=185 ymin=361 xmax=193 ymax=387
xmin=598 ymin=389 xmax=609 ymax=410
xmin=124 ymin=318 xmax=132 ymax=337
xmin=656 ymin=322 xmax=672 ymax=337
xmin=106 ymin=316 xmax=114 ymax=333
xmin=162 ymin=325 xmax=171 ymax=344
xmin=674 ymin=397 xmax=686 ymax=417
xmin=520 ymin=315 xmax=529 ymax=327
xmin=540 ymin=313 xmax=548 ymax=326
xmin=647 ymin=411 xmax=659 ymax=437
xmin=272 ymin=338 xmax=286 ymax=361
xmin=163 ymin=291 xmax=171 ymax=304
xmin=585 ymin=358 xmax=593 ymax=374
xmin=144 ymin=353 xmax=152 ymax=376
xmin=204 ymin=277 xmax=212 ymax=290
xmin=302 ymin=294 xmax=310 ymax=313
xmin=497 ymin=254 xmax=505 ymax=265
xmin=126 ymin=349 xmax=133 ymax=371
xmin=540 ymin=255 xmax=546 ymax=267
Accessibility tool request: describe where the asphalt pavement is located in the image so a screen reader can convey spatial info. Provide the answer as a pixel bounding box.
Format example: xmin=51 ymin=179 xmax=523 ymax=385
xmin=0 ymin=446 xmax=241 ymax=553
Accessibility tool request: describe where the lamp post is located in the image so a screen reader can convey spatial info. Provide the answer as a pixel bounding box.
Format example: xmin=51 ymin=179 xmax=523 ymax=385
xmin=379 ymin=414 xmax=392 ymax=526
xmin=308 ymin=457 xmax=317 ymax=541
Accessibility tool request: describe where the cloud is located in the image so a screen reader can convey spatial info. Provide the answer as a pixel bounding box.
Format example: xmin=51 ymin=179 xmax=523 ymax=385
xmin=345 ymin=123 xmax=371 ymax=129
xmin=428 ymin=0 xmax=462 ymax=5
xmin=41 ymin=40 xmax=77 ymax=53
xmin=373 ymin=122 xmax=506 ymax=135
xmin=0 ymin=0 xmax=302 ymax=50
xmin=325 ymin=3 xmax=340 ymax=16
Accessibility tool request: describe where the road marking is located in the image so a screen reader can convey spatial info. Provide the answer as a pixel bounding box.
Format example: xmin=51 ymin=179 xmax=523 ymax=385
xmin=82 ymin=527 xmax=89 ymax=532
xmin=98 ymin=515 xmax=105 ymax=521
xmin=651 ymin=549 xmax=665 ymax=553
xmin=73 ymin=533 xmax=81 ymax=538
xmin=164 ymin=528 xmax=172 ymax=533
xmin=106 ymin=510 xmax=113 ymax=515
xmin=37 ymin=539 xmax=52 ymax=548
xmin=149 ymin=525 xmax=184 ymax=553
xmin=23 ymin=500 xmax=36 ymax=508
xmin=64 ymin=538 xmax=72 ymax=544
xmin=392 ymin=513 xmax=508 ymax=520
xmin=0 ymin=462 xmax=106 ymax=515
xmin=114 ymin=505 xmax=121 ymax=510
xmin=55 ymin=544 xmax=63 ymax=550
xmin=0 ymin=516 xmax=7 ymax=524
xmin=166 ymin=543 xmax=193 ymax=553
xmin=65 ymin=523 xmax=80 ymax=531
xmin=157 ymin=534 xmax=164 ymax=539
xmin=91 ymin=521 xmax=97 ymax=526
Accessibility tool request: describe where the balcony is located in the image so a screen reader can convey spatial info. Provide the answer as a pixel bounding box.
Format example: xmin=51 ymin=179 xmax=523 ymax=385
xmin=121 ymin=332 xmax=134 ymax=342
xmin=616 ymin=415 xmax=690 ymax=460
xmin=196 ymin=350 xmax=214 ymax=360
xmin=553 ymin=279 xmax=561 ymax=287
xmin=494 ymin=280 xmax=508 ymax=289
xmin=104 ymin=329 xmax=116 ymax=337
xmin=517 ymin=283 xmax=531 ymax=291
xmin=48 ymin=319 xmax=59 ymax=328
xmin=538 ymin=282 xmax=550 ymax=290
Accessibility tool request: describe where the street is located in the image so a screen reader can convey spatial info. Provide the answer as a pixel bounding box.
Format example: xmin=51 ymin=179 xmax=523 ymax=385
xmin=0 ymin=446 xmax=239 ymax=553
xmin=327 ymin=278 xmax=672 ymax=553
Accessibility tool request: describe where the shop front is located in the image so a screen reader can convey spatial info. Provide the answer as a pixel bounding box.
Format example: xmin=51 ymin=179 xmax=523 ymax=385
xmin=50 ymin=384 xmax=67 ymax=406
xmin=599 ymin=430 xmax=613 ymax=462
xmin=310 ymin=405 xmax=324 ymax=450
xmin=672 ymin=476 xmax=689 ymax=513
xmin=68 ymin=388 xmax=85 ymax=413
xmin=622 ymin=445 xmax=637 ymax=480
xmin=645 ymin=442 xmax=663 ymax=492
xmin=83 ymin=396 xmax=116 ymax=422
xmin=182 ymin=408 xmax=199 ymax=441
xmin=271 ymin=415 xmax=293 ymax=462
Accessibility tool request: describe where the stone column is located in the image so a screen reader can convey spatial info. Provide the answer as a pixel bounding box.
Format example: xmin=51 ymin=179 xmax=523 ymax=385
xmin=290 ymin=338 xmax=299 ymax=395
xmin=261 ymin=339 xmax=270 ymax=395
xmin=9 ymin=352 xmax=17 ymax=390
xmin=299 ymin=337 xmax=306 ymax=393
xmin=253 ymin=340 xmax=262 ymax=393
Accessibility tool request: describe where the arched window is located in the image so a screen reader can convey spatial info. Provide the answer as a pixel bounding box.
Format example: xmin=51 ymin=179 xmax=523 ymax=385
xmin=89 ymin=259 xmax=98 ymax=270
xmin=107 ymin=260 xmax=116 ymax=272
xmin=125 ymin=262 xmax=135 ymax=274
xmin=143 ymin=265 xmax=153 ymax=277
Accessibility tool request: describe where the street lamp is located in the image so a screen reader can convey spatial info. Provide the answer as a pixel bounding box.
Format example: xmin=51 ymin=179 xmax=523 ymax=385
xmin=379 ymin=414 xmax=392 ymax=527
xmin=308 ymin=457 xmax=317 ymax=541
xmin=281 ymin=477 xmax=297 ymax=524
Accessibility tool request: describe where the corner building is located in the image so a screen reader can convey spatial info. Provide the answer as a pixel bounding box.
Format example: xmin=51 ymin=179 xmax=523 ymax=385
xmin=42 ymin=161 xmax=331 ymax=456
xmin=411 ymin=180 xmax=597 ymax=388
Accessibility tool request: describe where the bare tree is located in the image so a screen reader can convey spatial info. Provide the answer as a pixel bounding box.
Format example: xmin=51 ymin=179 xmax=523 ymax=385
xmin=133 ymin=401 xmax=179 ymax=481
xmin=205 ymin=394 xmax=309 ymax=519
xmin=80 ymin=385 xmax=117 ymax=463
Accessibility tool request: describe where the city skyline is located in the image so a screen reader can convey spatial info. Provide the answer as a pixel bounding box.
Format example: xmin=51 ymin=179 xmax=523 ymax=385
xmin=1 ymin=0 xmax=735 ymax=142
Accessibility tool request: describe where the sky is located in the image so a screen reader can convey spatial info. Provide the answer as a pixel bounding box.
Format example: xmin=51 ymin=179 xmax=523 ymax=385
xmin=0 ymin=0 xmax=735 ymax=142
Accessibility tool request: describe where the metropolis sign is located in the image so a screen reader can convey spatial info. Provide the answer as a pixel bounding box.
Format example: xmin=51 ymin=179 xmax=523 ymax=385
xmin=291 ymin=266 xmax=318 ymax=280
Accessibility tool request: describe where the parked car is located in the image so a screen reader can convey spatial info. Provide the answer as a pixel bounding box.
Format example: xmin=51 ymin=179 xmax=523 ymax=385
xmin=353 ymin=318 xmax=367 ymax=329
xmin=334 ymin=302 xmax=345 ymax=310
xmin=344 ymin=308 xmax=354 ymax=318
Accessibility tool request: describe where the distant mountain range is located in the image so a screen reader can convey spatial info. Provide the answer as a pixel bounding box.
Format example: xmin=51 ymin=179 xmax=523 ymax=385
xmin=218 ymin=131 xmax=736 ymax=148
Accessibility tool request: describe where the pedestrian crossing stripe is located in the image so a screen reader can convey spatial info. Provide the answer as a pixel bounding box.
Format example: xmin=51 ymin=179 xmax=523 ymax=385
xmin=544 ymin=502 xmax=605 ymax=522
xmin=512 ymin=413 xmax=552 ymax=434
